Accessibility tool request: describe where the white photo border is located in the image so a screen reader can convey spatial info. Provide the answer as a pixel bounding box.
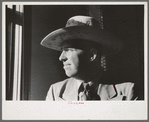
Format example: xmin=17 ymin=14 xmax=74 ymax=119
xmin=2 ymin=1 xmax=148 ymax=120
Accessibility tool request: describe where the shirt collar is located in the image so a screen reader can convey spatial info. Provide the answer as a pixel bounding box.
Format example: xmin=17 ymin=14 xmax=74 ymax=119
xmin=74 ymin=74 xmax=102 ymax=91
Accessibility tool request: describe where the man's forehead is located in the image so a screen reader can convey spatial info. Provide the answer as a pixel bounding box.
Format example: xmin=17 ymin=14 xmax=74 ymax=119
xmin=61 ymin=40 xmax=84 ymax=49
xmin=61 ymin=39 xmax=100 ymax=50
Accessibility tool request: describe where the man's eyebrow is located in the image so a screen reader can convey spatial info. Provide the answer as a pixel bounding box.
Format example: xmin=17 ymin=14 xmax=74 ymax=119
xmin=62 ymin=47 xmax=77 ymax=51
xmin=61 ymin=47 xmax=69 ymax=51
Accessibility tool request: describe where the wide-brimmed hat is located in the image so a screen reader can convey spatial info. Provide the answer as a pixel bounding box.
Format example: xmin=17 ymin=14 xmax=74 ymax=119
xmin=41 ymin=15 xmax=123 ymax=55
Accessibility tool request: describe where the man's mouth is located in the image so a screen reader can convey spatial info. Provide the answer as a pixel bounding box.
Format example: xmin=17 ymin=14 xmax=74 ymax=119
xmin=63 ymin=64 xmax=70 ymax=69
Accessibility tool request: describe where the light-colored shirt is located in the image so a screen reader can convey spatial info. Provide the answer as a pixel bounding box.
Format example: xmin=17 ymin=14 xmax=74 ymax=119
xmin=46 ymin=77 xmax=137 ymax=101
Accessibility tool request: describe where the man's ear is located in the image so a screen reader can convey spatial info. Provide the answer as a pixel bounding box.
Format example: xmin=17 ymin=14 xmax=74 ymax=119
xmin=89 ymin=48 xmax=97 ymax=62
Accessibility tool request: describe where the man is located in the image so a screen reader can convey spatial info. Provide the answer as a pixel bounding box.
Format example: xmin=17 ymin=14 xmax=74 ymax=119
xmin=41 ymin=15 xmax=138 ymax=101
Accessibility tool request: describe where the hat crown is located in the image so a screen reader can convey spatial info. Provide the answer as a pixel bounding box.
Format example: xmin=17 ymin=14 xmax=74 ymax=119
xmin=65 ymin=16 xmax=101 ymax=28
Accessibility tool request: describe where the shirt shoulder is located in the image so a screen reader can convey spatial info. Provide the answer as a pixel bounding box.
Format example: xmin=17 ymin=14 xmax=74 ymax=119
xmin=50 ymin=78 xmax=74 ymax=97
xmin=46 ymin=78 xmax=73 ymax=101
xmin=99 ymin=82 xmax=136 ymax=100
xmin=52 ymin=78 xmax=73 ymax=89
xmin=115 ymin=82 xmax=135 ymax=94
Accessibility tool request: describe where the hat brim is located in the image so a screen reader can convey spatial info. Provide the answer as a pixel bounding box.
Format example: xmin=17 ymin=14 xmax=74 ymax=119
xmin=41 ymin=26 xmax=123 ymax=55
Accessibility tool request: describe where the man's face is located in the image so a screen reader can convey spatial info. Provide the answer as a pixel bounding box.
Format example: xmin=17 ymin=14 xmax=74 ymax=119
xmin=59 ymin=43 xmax=87 ymax=78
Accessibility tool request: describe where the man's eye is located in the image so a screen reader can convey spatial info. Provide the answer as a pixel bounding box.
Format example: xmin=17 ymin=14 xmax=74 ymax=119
xmin=63 ymin=48 xmax=69 ymax=52
xmin=63 ymin=48 xmax=74 ymax=52
xmin=68 ymin=48 xmax=75 ymax=51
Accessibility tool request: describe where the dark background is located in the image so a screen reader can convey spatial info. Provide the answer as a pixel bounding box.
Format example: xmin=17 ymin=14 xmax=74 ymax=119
xmin=23 ymin=5 xmax=144 ymax=100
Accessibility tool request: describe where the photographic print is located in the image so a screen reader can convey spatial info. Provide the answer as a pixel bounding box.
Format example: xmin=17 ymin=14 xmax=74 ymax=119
xmin=2 ymin=1 xmax=148 ymax=120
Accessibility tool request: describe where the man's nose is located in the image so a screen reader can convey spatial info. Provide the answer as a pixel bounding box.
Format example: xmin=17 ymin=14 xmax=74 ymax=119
xmin=59 ymin=51 xmax=67 ymax=62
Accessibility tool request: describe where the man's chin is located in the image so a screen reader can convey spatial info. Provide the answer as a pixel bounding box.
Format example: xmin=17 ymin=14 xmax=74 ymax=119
xmin=65 ymin=73 xmax=73 ymax=78
xmin=65 ymin=74 xmax=81 ymax=80
xmin=65 ymin=72 xmax=76 ymax=78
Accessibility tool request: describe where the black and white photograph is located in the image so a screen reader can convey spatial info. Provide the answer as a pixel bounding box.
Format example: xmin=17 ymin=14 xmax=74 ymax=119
xmin=2 ymin=1 xmax=148 ymax=120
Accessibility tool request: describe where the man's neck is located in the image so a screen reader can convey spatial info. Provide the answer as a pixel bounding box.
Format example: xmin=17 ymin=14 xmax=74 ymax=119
xmin=72 ymin=71 xmax=102 ymax=83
